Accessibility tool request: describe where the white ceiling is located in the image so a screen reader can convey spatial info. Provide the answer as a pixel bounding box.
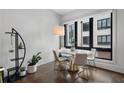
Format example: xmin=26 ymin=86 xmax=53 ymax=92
xmin=51 ymin=9 xmax=75 ymax=15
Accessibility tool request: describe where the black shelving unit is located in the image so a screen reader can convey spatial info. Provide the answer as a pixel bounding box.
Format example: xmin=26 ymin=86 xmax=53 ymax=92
xmin=5 ymin=28 xmax=26 ymax=82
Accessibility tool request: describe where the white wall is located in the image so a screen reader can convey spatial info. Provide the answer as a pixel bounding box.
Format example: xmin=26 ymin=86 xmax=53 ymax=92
xmin=61 ymin=9 xmax=124 ymax=74
xmin=116 ymin=10 xmax=124 ymax=67
xmin=0 ymin=9 xmax=60 ymax=76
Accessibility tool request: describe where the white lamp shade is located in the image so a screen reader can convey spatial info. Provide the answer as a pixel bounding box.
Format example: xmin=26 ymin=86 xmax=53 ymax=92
xmin=53 ymin=26 xmax=64 ymax=36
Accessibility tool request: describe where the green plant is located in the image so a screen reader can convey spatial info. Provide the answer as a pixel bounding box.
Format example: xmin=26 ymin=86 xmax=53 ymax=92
xmin=28 ymin=52 xmax=42 ymax=66
xmin=20 ymin=67 xmax=26 ymax=72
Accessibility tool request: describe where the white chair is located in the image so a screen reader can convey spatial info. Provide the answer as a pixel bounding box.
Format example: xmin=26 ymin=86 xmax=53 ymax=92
xmin=87 ymin=48 xmax=96 ymax=67
xmin=74 ymin=54 xmax=90 ymax=80
xmin=53 ymin=50 xmax=71 ymax=71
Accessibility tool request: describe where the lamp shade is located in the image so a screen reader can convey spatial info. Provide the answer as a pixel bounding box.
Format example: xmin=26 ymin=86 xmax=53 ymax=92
xmin=53 ymin=26 xmax=64 ymax=36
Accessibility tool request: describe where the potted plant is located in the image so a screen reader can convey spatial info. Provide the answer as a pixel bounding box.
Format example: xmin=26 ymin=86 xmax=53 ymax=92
xmin=27 ymin=52 xmax=42 ymax=73
xmin=19 ymin=67 xmax=26 ymax=76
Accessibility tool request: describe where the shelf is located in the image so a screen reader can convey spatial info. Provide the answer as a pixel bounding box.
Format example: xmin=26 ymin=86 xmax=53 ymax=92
xmin=5 ymin=32 xmax=16 ymax=35
xmin=10 ymin=57 xmax=24 ymax=61
xmin=18 ymin=48 xmax=24 ymax=50
xmin=7 ymin=67 xmax=16 ymax=72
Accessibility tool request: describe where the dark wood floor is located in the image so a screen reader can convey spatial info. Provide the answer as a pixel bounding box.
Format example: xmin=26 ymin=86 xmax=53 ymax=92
xmin=15 ymin=62 xmax=124 ymax=83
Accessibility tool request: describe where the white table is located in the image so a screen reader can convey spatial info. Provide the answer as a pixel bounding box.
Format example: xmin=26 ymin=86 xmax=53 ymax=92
xmin=58 ymin=48 xmax=91 ymax=72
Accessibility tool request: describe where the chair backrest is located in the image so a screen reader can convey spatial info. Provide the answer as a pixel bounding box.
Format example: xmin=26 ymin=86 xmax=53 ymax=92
xmin=74 ymin=54 xmax=87 ymax=66
xmin=91 ymin=48 xmax=96 ymax=59
xmin=53 ymin=50 xmax=59 ymax=62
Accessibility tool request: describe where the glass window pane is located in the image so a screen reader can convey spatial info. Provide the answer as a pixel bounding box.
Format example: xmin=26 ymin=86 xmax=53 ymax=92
xmin=83 ymin=22 xmax=89 ymax=31
xmin=102 ymin=19 xmax=107 ymax=28
xmin=97 ymin=20 xmax=102 ymax=29
xmin=83 ymin=36 xmax=89 ymax=45
xmin=102 ymin=36 xmax=106 ymax=43
xmin=107 ymin=18 xmax=111 ymax=27
xmin=68 ymin=24 xmax=75 ymax=46
xmin=107 ymin=35 xmax=111 ymax=42
xmin=98 ymin=36 xmax=102 ymax=42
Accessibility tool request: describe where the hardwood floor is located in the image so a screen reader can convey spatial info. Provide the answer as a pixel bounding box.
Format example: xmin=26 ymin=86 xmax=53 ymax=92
xmin=15 ymin=62 xmax=124 ymax=83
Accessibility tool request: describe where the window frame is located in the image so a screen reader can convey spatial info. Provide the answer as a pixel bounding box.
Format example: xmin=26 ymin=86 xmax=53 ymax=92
xmin=97 ymin=35 xmax=111 ymax=45
xmin=97 ymin=18 xmax=111 ymax=30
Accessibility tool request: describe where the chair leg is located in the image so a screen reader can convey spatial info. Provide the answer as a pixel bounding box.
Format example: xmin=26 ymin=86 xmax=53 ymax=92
xmin=87 ymin=60 xmax=90 ymax=65
xmin=93 ymin=60 xmax=96 ymax=67
xmin=75 ymin=67 xmax=89 ymax=80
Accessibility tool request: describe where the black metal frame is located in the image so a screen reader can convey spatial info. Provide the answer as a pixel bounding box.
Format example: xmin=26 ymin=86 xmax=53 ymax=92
xmin=5 ymin=28 xmax=26 ymax=82
xmin=64 ymin=22 xmax=77 ymax=48
xmin=75 ymin=18 xmax=93 ymax=50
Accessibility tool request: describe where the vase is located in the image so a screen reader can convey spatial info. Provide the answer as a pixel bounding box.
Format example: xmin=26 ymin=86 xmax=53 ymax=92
xmin=27 ymin=65 xmax=37 ymax=73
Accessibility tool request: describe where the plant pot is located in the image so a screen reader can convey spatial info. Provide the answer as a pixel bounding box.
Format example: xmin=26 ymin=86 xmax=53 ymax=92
xmin=27 ymin=65 xmax=37 ymax=73
xmin=19 ymin=71 xmax=26 ymax=76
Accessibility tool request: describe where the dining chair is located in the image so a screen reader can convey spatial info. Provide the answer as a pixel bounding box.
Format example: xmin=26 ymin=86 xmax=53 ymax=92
xmin=87 ymin=48 xmax=96 ymax=67
xmin=74 ymin=54 xmax=90 ymax=80
xmin=53 ymin=50 xmax=71 ymax=71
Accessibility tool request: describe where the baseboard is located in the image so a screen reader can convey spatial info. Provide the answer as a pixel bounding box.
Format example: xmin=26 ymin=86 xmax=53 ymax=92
xmin=95 ymin=61 xmax=124 ymax=74
xmin=37 ymin=59 xmax=54 ymax=66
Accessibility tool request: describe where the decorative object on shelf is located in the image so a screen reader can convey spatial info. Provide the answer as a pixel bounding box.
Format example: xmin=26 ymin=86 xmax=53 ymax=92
xmin=18 ymin=42 xmax=23 ymax=49
xmin=5 ymin=28 xmax=26 ymax=82
xmin=19 ymin=67 xmax=26 ymax=77
xmin=27 ymin=52 xmax=42 ymax=73
xmin=9 ymin=50 xmax=14 ymax=53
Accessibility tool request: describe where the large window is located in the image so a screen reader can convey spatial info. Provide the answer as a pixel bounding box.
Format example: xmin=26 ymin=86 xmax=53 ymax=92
xmin=64 ymin=23 xmax=76 ymax=47
xmin=64 ymin=11 xmax=112 ymax=60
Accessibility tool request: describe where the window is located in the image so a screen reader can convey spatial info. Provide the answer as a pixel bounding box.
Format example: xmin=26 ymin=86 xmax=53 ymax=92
xmin=106 ymin=18 xmax=111 ymax=27
xmin=97 ymin=35 xmax=111 ymax=45
xmin=69 ymin=25 xmax=75 ymax=45
xmin=83 ymin=36 xmax=89 ymax=45
xmin=107 ymin=35 xmax=111 ymax=44
xmin=97 ymin=18 xmax=111 ymax=30
xmin=64 ymin=23 xmax=76 ymax=47
xmin=97 ymin=20 xmax=102 ymax=29
xmin=83 ymin=22 xmax=89 ymax=31
xmin=64 ymin=12 xmax=112 ymax=60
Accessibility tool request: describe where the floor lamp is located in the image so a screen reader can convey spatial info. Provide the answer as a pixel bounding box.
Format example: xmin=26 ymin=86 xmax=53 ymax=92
xmin=53 ymin=26 xmax=65 ymax=49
